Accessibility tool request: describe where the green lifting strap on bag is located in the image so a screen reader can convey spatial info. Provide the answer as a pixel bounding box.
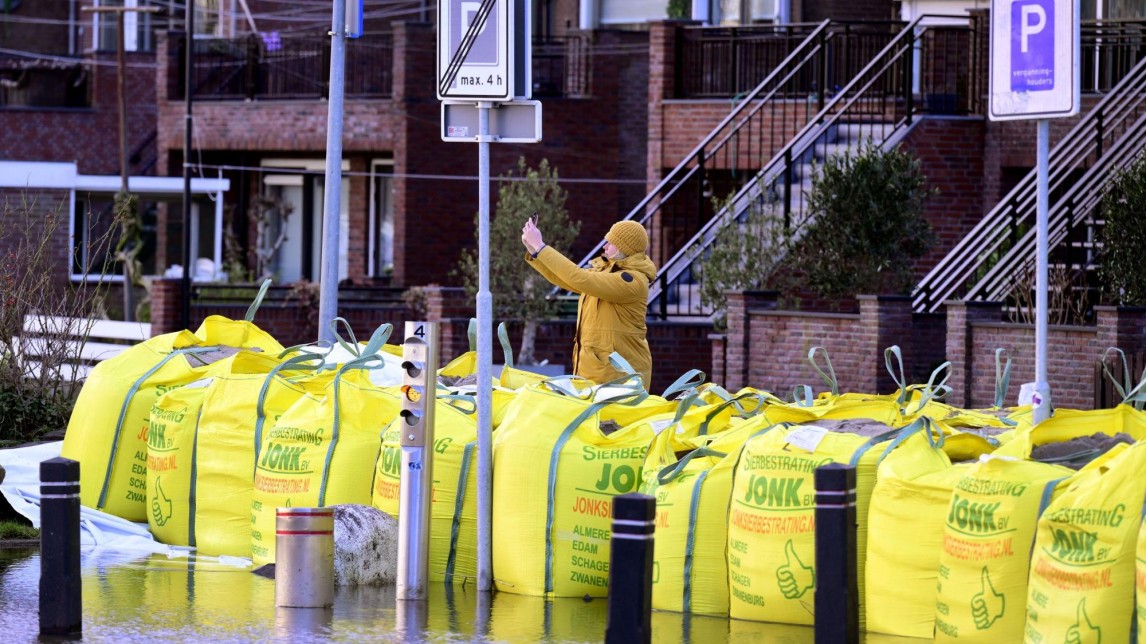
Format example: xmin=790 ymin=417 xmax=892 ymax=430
xmin=994 ymin=347 xmax=1013 ymax=409
xmin=660 ymin=368 xmax=708 ymax=400
xmin=1101 ymin=346 xmax=1146 ymax=410
xmin=244 ymin=278 xmax=273 ymax=322
xmin=808 ymin=346 xmax=839 ymax=397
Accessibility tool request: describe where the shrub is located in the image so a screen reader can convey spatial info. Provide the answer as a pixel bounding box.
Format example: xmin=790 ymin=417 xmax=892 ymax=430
xmin=693 ymin=192 xmax=795 ymax=327
xmin=1099 ymin=151 xmax=1146 ymax=306
xmin=455 ymin=158 xmax=579 ymax=364
xmin=794 ymin=143 xmax=935 ymax=299
xmin=0 ymin=193 xmax=114 ymax=445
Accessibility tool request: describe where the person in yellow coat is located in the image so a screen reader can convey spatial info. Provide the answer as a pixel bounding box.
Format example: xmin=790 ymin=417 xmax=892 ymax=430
xmin=521 ymin=217 xmax=657 ymax=386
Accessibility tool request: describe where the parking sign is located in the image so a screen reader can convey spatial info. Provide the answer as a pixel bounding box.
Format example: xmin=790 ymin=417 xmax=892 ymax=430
xmin=990 ymin=0 xmax=1079 ymax=120
xmin=437 ymin=0 xmax=513 ymax=101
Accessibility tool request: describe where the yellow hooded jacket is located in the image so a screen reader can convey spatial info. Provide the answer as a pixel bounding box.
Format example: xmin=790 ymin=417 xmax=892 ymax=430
xmin=525 ymin=246 xmax=657 ymax=386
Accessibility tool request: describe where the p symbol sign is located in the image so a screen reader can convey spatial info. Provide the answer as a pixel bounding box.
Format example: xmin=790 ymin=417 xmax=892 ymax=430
xmin=1010 ymin=0 xmax=1055 ymax=92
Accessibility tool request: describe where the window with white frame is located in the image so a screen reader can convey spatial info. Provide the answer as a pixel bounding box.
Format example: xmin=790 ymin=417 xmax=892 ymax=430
xmin=71 ymin=194 xmax=158 ymax=280
xmin=369 ymin=159 xmax=394 ymax=278
xmin=93 ymin=0 xmax=156 ymax=53
xmin=260 ymin=159 xmax=349 ymax=284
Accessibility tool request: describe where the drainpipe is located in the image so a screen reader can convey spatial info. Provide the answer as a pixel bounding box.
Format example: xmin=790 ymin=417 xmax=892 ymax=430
xmin=692 ymin=0 xmax=710 ymax=23
xmin=579 ymin=0 xmax=595 ymax=30
xmin=68 ymin=0 xmax=75 ymax=55
xmin=777 ymin=0 xmax=791 ymax=24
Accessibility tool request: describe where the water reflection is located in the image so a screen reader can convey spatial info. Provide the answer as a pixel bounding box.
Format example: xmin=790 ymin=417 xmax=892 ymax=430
xmin=0 ymin=549 xmax=833 ymax=643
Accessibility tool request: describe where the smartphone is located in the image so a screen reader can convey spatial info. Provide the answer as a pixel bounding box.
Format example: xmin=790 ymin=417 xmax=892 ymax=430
xmin=530 ymin=212 xmax=539 ymax=225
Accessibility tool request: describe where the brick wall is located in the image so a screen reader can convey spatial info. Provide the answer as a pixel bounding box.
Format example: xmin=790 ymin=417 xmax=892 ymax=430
xmin=899 ymin=117 xmax=988 ymax=278
xmin=799 ymin=0 xmax=895 ymax=22
xmin=723 ymin=293 xmax=943 ymax=395
xmin=0 ymin=53 xmax=156 ymax=176
xmin=417 ymin=286 xmax=715 ymax=394
xmin=150 ymin=278 xmax=410 ymax=345
xmin=0 ymin=188 xmax=73 ymax=290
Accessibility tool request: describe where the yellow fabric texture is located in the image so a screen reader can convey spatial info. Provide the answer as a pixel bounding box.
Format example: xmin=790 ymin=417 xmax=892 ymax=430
xmin=726 ymin=419 xmax=914 ymax=626
xmin=249 ymin=366 xmax=400 ymax=565
xmin=1024 ymin=441 xmax=1146 ymax=644
xmin=146 ymin=380 xmax=212 ymax=546
xmin=933 ymin=457 xmax=1074 ymax=643
xmin=995 ymin=405 xmax=1146 ymax=457
xmin=1137 ymin=513 xmax=1146 ymax=638
xmin=491 ymin=382 xmax=655 ymax=597
xmin=641 ymin=415 xmax=772 ymax=616
xmin=192 ymin=352 xmax=326 ymax=557
xmin=373 ymin=397 xmax=481 ymax=584
xmin=63 ymin=320 xmax=281 ymax=521
xmin=864 ymin=427 xmax=968 ymax=639
xmin=525 ymin=246 xmax=656 ymax=385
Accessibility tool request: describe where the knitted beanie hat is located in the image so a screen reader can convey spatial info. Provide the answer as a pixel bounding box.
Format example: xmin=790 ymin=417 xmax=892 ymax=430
xmin=605 ymin=221 xmax=649 ymax=257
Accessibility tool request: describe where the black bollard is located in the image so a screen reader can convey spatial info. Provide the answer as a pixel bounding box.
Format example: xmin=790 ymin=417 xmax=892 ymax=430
xmin=40 ymin=456 xmax=82 ymax=636
xmin=814 ymin=463 xmax=858 ymax=644
xmin=605 ymin=493 xmax=655 ymax=644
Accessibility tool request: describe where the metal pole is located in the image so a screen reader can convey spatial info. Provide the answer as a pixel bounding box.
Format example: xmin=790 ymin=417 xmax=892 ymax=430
xmin=181 ymin=8 xmax=194 ymax=330
xmin=317 ymin=0 xmax=347 ymax=343
xmin=1033 ymin=119 xmax=1052 ymax=424
xmin=476 ymin=101 xmax=494 ymax=592
xmin=397 ymin=321 xmax=438 ymax=600
xmin=813 ymin=463 xmax=859 ymax=644
xmin=40 ymin=457 xmax=82 ymax=636
xmin=116 ymin=12 xmax=128 ymax=193
xmin=604 ymin=493 xmax=655 ymax=644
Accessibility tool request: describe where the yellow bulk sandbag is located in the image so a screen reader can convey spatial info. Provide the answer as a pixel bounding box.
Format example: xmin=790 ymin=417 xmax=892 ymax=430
xmin=62 ymin=283 xmax=283 ymax=521
xmin=192 ymin=351 xmax=329 ymax=557
xmin=63 ymin=336 xmax=247 ymax=521
xmin=373 ymin=395 xmax=481 ymax=584
xmin=492 ymin=377 xmax=651 ymax=597
xmin=727 ymin=417 xmax=926 ymax=626
xmin=996 ymin=404 xmax=1146 ymax=458
xmin=146 ymin=378 xmax=214 ymax=546
xmin=642 ymin=416 xmax=773 ymax=616
xmin=864 ymin=422 xmax=965 ymax=639
xmin=1137 ymin=512 xmax=1146 ymax=637
xmin=250 ymin=355 xmax=401 ymax=565
xmin=933 ymin=457 xmax=1073 ymax=643
xmin=1024 ymin=441 xmax=1146 ymax=643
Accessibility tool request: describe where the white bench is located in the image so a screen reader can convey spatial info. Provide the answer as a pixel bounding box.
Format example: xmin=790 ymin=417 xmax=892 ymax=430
xmin=16 ymin=315 xmax=152 ymax=381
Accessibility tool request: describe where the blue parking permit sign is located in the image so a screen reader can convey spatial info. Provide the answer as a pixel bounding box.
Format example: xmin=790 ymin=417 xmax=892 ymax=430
xmin=990 ymin=0 xmax=1078 ymax=120
xmin=1010 ymin=0 xmax=1054 ymax=92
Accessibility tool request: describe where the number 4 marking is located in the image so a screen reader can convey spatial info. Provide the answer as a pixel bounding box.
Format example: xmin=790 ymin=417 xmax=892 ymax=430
xmin=414 ymin=325 xmax=426 ymax=338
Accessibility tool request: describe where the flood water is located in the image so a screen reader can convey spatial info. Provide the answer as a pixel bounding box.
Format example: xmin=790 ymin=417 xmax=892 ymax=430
xmin=0 ymin=548 xmax=913 ymax=643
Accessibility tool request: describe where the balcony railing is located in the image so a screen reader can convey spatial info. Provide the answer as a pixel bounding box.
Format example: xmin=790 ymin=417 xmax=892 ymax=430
xmin=170 ymin=32 xmax=594 ymax=102
xmin=168 ymin=32 xmax=394 ymax=101
xmin=675 ymin=22 xmax=904 ymax=99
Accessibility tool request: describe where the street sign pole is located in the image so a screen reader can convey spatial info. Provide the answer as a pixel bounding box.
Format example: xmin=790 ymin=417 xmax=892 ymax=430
xmin=990 ymin=0 xmax=1078 ymax=423
xmin=317 ymin=0 xmax=348 ymax=343
xmin=476 ymin=101 xmax=494 ymax=593
xmin=1034 ymin=119 xmax=1050 ymax=423
xmin=438 ymin=0 xmax=532 ymax=593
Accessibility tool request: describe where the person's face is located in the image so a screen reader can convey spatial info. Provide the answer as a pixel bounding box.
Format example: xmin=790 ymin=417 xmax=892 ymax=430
xmin=603 ymin=240 xmax=621 ymax=259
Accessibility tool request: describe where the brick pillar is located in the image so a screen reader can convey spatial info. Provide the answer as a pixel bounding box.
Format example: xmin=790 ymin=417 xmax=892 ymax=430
xmin=1095 ymin=306 xmax=1146 ymax=355
xmin=858 ymin=295 xmax=913 ymax=395
xmin=421 ymin=286 xmax=474 ymax=360
xmin=945 ymin=300 xmax=1004 ymax=408
xmin=391 ymin=21 xmax=436 ymax=288
xmin=150 ymin=278 xmax=183 ymax=337
xmin=709 ymin=332 xmax=727 ymax=387
xmin=723 ymin=290 xmax=779 ymax=390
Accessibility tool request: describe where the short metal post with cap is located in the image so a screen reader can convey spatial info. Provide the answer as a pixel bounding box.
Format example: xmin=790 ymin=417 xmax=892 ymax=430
xmin=604 ymin=492 xmax=656 ymax=644
xmin=814 ymin=463 xmax=859 ymax=644
xmin=397 ymin=320 xmax=438 ymax=600
xmin=40 ymin=456 xmax=82 ymax=636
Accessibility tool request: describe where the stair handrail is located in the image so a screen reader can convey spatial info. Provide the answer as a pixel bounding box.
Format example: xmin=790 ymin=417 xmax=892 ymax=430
xmin=968 ymin=105 xmax=1146 ymax=303
xmin=912 ymin=51 xmax=1146 ymax=312
xmin=571 ymin=19 xmax=834 ymax=268
xmin=650 ymin=16 xmax=966 ymax=310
